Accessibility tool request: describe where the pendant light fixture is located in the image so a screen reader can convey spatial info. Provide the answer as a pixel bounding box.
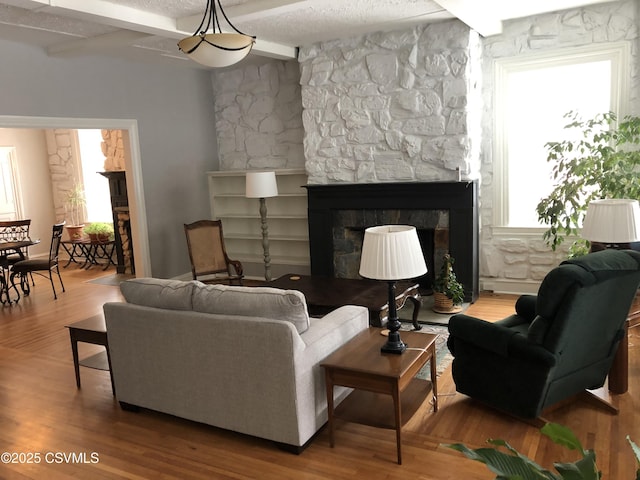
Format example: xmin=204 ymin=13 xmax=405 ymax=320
xmin=178 ymin=0 xmax=256 ymax=68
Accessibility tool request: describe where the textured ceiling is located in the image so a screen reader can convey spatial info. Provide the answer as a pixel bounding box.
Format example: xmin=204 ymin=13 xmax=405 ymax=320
xmin=0 ymin=0 xmax=621 ymax=69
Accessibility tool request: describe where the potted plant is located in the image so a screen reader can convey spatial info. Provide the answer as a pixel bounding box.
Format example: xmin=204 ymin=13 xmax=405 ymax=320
xmin=446 ymin=422 xmax=640 ymax=479
xmin=432 ymin=253 xmax=465 ymax=313
xmin=64 ymin=183 xmax=87 ymax=240
xmin=83 ymin=222 xmax=114 ymax=243
xmin=536 ymin=111 xmax=640 ymax=256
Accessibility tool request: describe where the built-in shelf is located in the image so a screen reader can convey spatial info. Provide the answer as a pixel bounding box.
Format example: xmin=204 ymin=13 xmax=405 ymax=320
xmin=207 ymin=169 xmax=310 ymax=279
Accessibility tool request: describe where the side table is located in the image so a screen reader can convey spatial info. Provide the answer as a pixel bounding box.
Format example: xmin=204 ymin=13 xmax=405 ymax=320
xmin=321 ymin=328 xmax=438 ymax=465
xmin=65 ymin=314 xmax=115 ymax=395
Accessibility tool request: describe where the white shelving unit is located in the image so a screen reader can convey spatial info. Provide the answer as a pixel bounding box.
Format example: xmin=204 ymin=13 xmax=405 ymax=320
xmin=207 ymin=169 xmax=310 ymax=279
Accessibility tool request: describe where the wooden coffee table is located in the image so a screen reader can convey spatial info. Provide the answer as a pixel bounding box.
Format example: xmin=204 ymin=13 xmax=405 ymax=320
xmin=321 ymin=328 xmax=438 ymax=465
xmin=269 ymin=274 xmax=422 ymax=328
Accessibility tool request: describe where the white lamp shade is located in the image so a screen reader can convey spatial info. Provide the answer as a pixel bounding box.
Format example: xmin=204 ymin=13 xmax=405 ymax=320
xmin=359 ymin=225 xmax=428 ymax=281
xmin=178 ymin=33 xmax=254 ymax=68
xmin=582 ymin=199 xmax=640 ymax=243
xmin=245 ymin=171 xmax=278 ymax=198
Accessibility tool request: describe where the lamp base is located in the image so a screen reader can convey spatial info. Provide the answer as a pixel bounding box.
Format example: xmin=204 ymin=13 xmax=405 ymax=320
xmin=381 ymin=330 xmax=407 ymax=354
xmin=381 ymin=340 xmax=407 ymax=354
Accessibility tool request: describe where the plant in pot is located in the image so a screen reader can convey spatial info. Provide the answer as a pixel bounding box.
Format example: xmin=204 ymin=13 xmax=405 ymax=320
xmin=536 ymin=111 xmax=640 ymax=257
xmin=432 ymin=253 xmax=465 ymax=314
xmin=64 ymin=183 xmax=87 ymax=240
xmin=83 ymin=222 xmax=114 ymax=243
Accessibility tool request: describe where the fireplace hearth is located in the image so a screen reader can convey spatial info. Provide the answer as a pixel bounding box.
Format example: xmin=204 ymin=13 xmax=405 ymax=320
xmin=306 ymin=181 xmax=479 ymax=302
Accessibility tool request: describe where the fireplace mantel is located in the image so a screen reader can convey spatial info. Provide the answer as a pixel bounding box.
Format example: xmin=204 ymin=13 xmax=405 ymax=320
xmin=306 ymin=181 xmax=479 ymax=302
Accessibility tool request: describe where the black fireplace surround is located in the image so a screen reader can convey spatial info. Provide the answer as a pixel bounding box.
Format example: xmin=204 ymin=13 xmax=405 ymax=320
xmin=306 ymin=181 xmax=479 ymax=303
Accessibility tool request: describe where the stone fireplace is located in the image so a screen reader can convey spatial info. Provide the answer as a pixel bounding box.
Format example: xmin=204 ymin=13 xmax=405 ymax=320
xmin=306 ymin=181 xmax=479 ymax=302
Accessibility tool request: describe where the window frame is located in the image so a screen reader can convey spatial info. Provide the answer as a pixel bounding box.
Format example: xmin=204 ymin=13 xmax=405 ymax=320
xmin=492 ymin=42 xmax=631 ymax=230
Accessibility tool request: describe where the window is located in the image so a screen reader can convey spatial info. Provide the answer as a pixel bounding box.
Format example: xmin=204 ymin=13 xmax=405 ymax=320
xmin=77 ymin=130 xmax=112 ymax=223
xmin=493 ymin=43 xmax=630 ymax=228
xmin=0 ymin=147 xmax=21 ymax=221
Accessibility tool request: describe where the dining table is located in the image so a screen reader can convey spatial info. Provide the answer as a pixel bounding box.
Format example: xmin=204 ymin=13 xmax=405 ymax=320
xmin=0 ymin=238 xmax=40 ymax=305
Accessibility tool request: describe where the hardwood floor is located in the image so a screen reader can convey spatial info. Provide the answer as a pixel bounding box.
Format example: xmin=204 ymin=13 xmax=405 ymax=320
xmin=0 ymin=269 xmax=637 ymax=479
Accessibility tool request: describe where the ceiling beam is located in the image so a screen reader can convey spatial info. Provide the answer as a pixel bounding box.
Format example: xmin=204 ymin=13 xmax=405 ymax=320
xmin=46 ymin=29 xmax=150 ymax=56
xmin=435 ymin=0 xmax=503 ymax=36
xmin=18 ymin=0 xmax=297 ymax=60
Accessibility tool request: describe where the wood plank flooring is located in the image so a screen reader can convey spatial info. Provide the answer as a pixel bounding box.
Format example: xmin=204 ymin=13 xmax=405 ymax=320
xmin=0 ymin=268 xmax=637 ymax=479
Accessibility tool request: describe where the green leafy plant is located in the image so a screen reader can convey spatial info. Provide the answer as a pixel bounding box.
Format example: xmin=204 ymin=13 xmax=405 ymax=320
xmin=445 ymin=422 xmax=640 ymax=479
xmin=64 ymin=182 xmax=87 ymax=227
xmin=536 ymin=112 xmax=640 ymax=256
xmin=83 ymin=222 xmax=114 ymax=236
xmin=433 ymin=253 xmax=465 ymax=305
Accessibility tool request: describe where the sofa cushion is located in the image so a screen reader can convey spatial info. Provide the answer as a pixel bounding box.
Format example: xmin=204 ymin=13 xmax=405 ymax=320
xmin=192 ymin=283 xmax=310 ymax=334
xmin=120 ymin=277 xmax=195 ymax=311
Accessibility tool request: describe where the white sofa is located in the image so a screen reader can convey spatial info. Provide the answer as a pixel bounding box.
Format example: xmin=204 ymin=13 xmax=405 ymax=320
xmin=103 ymin=277 xmax=369 ymax=450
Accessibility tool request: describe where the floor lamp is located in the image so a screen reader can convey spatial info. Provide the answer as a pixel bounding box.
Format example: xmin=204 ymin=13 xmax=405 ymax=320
xmin=359 ymin=225 xmax=427 ymax=354
xmin=581 ymin=199 xmax=640 ymax=251
xmin=246 ymin=171 xmax=278 ymax=281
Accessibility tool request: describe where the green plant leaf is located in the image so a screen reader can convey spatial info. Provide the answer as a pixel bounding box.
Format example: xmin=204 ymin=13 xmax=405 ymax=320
xmin=541 ymin=423 xmax=585 ymax=454
xmin=627 ymin=436 xmax=640 ymax=480
xmin=445 ymin=442 xmax=557 ymax=479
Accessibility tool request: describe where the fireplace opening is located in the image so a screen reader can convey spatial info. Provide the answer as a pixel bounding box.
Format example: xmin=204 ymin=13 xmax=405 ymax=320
xmin=332 ymin=209 xmax=449 ymax=293
xmin=306 ymin=182 xmax=479 ymax=302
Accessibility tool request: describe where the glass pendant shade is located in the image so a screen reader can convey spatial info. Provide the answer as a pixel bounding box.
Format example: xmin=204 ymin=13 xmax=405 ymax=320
xmin=178 ymin=33 xmax=254 ymax=68
xmin=178 ymin=0 xmax=256 ymax=68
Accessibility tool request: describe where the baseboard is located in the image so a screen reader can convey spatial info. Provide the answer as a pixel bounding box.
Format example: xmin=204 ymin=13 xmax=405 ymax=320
xmin=480 ymin=279 xmax=541 ymax=295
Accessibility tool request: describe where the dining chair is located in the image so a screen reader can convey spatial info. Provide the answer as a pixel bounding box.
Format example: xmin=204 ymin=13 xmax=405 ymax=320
xmin=184 ymin=220 xmax=244 ymax=285
xmin=10 ymin=222 xmax=66 ymax=300
xmin=0 ymin=219 xmax=32 ymax=264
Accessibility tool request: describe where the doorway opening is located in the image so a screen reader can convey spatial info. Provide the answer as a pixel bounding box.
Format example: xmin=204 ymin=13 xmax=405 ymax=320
xmin=0 ymin=115 xmax=150 ymax=277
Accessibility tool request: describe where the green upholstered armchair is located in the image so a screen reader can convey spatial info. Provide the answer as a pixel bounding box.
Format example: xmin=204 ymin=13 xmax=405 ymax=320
xmin=447 ymin=249 xmax=640 ymax=419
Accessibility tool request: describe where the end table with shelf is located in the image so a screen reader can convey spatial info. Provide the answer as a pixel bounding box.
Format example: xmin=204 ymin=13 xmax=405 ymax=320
xmin=321 ymin=328 xmax=438 ymax=465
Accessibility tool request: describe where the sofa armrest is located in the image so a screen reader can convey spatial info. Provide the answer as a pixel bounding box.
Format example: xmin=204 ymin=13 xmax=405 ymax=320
xmin=299 ymin=305 xmax=369 ymax=363
xmin=448 ymin=313 xmax=557 ymax=366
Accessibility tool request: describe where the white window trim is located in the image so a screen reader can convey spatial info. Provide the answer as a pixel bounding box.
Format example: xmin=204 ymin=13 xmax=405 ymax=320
xmin=492 ymin=41 xmax=631 ymax=228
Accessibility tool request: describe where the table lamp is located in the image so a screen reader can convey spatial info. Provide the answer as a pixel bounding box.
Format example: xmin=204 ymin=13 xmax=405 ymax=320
xmin=359 ymin=225 xmax=427 ymax=354
xmin=582 ymin=199 xmax=640 ymax=251
xmin=246 ymin=171 xmax=278 ymax=281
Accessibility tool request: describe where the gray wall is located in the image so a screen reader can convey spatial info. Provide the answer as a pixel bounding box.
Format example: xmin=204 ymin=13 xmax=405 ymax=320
xmin=0 ymin=38 xmax=218 ymax=278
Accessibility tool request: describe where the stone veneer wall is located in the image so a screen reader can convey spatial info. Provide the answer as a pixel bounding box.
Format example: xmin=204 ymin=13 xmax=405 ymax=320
xmin=479 ymin=0 xmax=640 ymax=293
xmin=46 ymin=129 xmax=85 ymax=224
xmin=298 ymin=20 xmax=482 ymax=184
xmin=211 ymin=60 xmax=304 ymax=170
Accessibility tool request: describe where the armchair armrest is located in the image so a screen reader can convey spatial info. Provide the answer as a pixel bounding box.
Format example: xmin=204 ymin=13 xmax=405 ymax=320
xmin=449 ymin=314 xmax=518 ymax=357
xmin=515 ymin=295 xmax=537 ymax=322
xmin=228 ymin=260 xmax=243 ymax=277
xmin=449 ymin=313 xmax=557 ymax=367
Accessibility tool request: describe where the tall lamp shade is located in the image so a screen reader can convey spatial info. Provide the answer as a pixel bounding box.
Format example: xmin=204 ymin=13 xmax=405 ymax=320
xmin=359 ymin=225 xmax=427 ymax=354
xmin=246 ymin=171 xmax=278 ymax=281
xmin=582 ymin=199 xmax=640 ymax=244
xmin=246 ymin=171 xmax=278 ymax=199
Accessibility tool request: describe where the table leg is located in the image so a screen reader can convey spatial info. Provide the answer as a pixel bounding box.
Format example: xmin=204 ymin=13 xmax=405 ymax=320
xmin=325 ymin=374 xmax=335 ymax=448
xmin=608 ymin=321 xmax=628 ymax=394
xmin=68 ymin=331 xmax=82 ymax=389
xmin=430 ymin=343 xmax=438 ymax=412
xmin=408 ymin=296 xmax=422 ymax=330
xmin=392 ymin=384 xmax=402 ymax=465
xmin=105 ymin=345 xmax=115 ymax=396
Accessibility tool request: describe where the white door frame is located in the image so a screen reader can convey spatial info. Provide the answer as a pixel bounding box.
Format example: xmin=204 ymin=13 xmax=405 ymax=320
xmin=0 ymin=115 xmax=151 ymax=277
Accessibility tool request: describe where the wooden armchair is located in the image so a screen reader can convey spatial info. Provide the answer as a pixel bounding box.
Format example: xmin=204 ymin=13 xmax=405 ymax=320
xmin=184 ymin=220 xmax=243 ymax=285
